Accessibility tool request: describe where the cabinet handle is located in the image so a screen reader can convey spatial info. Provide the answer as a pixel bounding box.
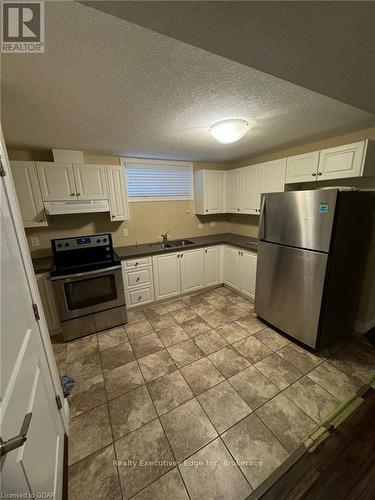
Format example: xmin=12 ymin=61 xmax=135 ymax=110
xmin=205 ymin=209 xmax=208 ymax=213
xmin=136 ymin=277 xmax=140 ymax=282
xmin=180 ymin=254 xmax=183 ymax=258
xmin=237 ymin=208 xmax=240 ymax=211
xmin=137 ymin=296 xmax=142 ymax=301
xmin=135 ymin=262 xmax=139 ymax=266
xmin=318 ymin=172 xmax=322 ymax=176
xmin=312 ymin=172 xmax=317 ymax=177
xmin=76 ymin=192 xmax=81 ymax=196
xmin=205 ymin=249 xmax=207 ymax=253
xmin=70 ymin=193 xmax=75 ymax=196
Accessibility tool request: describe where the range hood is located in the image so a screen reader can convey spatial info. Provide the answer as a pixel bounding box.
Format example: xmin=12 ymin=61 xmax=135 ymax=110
xmin=44 ymin=200 xmax=109 ymax=215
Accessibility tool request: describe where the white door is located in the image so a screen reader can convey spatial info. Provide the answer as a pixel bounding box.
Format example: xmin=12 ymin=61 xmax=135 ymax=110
xmin=204 ymin=246 xmax=221 ymax=287
xmin=241 ymin=165 xmax=261 ymax=214
xmin=223 ymin=246 xmax=240 ymax=289
xmin=36 ymin=273 xmax=61 ymax=334
xmin=227 ymin=169 xmax=241 ymax=213
xmin=107 ymin=165 xmax=129 ymax=221
xmin=1 ymin=172 xmax=65 ymax=496
xmin=285 ymin=151 xmax=319 ymax=184
xmin=153 ymin=253 xmax=181 ymax=300
xmin=261 ymin=159 xmax=286 ymax=196
xmin=205 ymin=170 xmax=223 ymax=214
xmin=73 ymin=164 xmax=108 ymax=199
xmin=239 ymin=251 xmax=257 ymax=299
xmin=10 ymin=161 xmax=47 ymax=228
xmin=36 ymin=162 xmax=76 ymax=201
xmin=318 ymin=141 xmax=366 ymax=180
xmin=180 ymin=248 xmax=204 ymax=293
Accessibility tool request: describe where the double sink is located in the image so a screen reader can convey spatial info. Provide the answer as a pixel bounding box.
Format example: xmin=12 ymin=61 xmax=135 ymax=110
xmin=149 ymin=239 xmax=194 ymax=250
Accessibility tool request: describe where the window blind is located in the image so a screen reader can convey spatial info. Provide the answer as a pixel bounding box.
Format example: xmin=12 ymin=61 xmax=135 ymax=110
xmin=123 ymin=160 xmax=193 ymax=201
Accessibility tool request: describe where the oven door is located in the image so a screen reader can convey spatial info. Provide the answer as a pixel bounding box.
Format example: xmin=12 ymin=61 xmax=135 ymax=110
xmin=52 ymin=266 xmax=125 ymax=321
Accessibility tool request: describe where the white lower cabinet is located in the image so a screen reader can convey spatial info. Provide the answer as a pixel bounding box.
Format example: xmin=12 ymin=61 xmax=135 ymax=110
xmin=36 ymin=273 xmax=61 ymax=334
xmin=204 ymin=246 xmax=221 ymax=287
xmin=223 ymin=246 xmax=257 ymax=299
xmin=152 ymin=253 xmax=181 ymax=301
xmin=180 ymin=248 xmax=204 ymax=293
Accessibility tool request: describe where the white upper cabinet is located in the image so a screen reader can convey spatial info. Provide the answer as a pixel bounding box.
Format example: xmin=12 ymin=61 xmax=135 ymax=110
xmin=204 ymin=246 xmax=221 ymax=287
xmin=180 ymin=248 xmax=204 ymax=293
xmin=153 ymin=253 xmax=181 ymax=300
xmin=318 ymin=141 xmax=367 ymax=180
xmin=227 ymin=168 xmax=241 ymax=213
xmin=36 ymin=162 xmax=76 ymax=201
xmin=73 ymin=164 xmax=108 ymax=199
xmin=285 ymin=151 xmax=320 ymax=183
xmin=241 ymin=165 xmax=261 ymax=214
xmin=261 ymin=159 xmax=286 ymax=195
xmin=11 ymin=161 xmax=47 ymax=227
xmin=194 ymin=170 xmax=225 ymax=214
xmin=107 ymin=165 xmax=129 ymax=221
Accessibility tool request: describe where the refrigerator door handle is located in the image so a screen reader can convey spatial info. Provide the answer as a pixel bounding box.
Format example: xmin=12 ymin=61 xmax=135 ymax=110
xmin=259 ymin=195 xmax=266 ymax=240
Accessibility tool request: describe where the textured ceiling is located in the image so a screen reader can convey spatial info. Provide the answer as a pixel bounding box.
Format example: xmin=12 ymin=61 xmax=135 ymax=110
xmin=83 ymin=1 xmax=375 ymax=114
xmin=2 ymin=1 xmax=374 ymax=162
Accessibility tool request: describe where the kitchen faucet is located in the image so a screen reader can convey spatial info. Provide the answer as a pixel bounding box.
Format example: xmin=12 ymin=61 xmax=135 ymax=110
xmin=161 ymin=231 xmax=170 ymax=242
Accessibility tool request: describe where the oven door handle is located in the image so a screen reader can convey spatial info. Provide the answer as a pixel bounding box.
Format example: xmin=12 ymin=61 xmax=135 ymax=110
xmin=50 ymin=265 xmax=122 ymax=281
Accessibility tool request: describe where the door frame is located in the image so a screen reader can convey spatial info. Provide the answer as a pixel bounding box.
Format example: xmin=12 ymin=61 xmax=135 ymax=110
xmin=0 ymin=125 xmax=69 ymax=433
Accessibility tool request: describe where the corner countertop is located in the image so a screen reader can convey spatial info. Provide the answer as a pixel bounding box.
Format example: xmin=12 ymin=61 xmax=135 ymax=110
xmin=32 ymin=233 xmax=258 ymax=273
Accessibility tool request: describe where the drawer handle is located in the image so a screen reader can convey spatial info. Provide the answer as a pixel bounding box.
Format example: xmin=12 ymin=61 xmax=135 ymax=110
xmin=312 ymin=172 xmax=317 ymax=177
xmin=135 ymin=262 xmax=139 ymax=266
xmin=137 ymin=296 xmax=142 ymax=301
xmin=136 ymin=277 xmax=140 ymax=282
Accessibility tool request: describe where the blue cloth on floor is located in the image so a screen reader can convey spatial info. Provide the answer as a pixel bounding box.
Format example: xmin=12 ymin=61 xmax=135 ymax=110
xmin=61 ymin=375 xmax=75 ymax=397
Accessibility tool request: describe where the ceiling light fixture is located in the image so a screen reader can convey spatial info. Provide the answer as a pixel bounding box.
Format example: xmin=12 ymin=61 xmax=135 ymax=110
xmin=209 ymin=119 xmax=249 ymax=144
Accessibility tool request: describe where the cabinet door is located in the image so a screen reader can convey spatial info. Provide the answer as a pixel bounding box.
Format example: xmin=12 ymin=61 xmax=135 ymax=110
xmin=204 ymin=170 xmax=223 ymax=214
xmin=227 ymin=169 xmax=241 ymax=213
xmin=318 ymin=141 xmax=366 ymax=180
xmin=285 ymin=151 xmax=319 ymax=183
xmin=261 ymin=159 xmax=286 ymax=197
xmin=107 ymin=165 xmax=129 ymax=221
xmin=73 ymin=164 xmax=108 ymax=199
xmin=36 ymin=162 xmax=76 ymax=201
xmin=223 ymin=246 xmax=240 ymax=289
xmin=11 ymin=161 xmax=47 ymax=227
xmin=180 ymin=248 xmax=204 ymax=293
xmin=241 ymin=165 xmax=261 ymax=214
xmin=153 ymin=253 xmax=181 ymax=300
xmin=239 ymin=251 xmax=257 ymax=299
xmin=36 ymin=273 xmax=61 ymax=334
xmin=204 ymin=246 xmax=221 ymax=287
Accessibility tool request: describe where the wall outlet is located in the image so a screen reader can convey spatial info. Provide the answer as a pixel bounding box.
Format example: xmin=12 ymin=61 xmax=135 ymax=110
xmin=210 ymin=221 xmax=216 ymax=227
xmin=198 ymin=223 xmax=204 ymax=229
xmin=30 ymin=236 xmax=40 ymax=247
xmin=123 ymin=228 xmax=128 ymax=237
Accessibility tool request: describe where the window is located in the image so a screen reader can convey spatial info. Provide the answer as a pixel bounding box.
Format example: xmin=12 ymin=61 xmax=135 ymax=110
xmin=122 ymin=158 xmax=193 ymax=201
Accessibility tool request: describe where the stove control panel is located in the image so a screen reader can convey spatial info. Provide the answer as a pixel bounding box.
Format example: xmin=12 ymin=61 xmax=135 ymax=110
xmin=52 ymin=234 xmax=111 ymax=252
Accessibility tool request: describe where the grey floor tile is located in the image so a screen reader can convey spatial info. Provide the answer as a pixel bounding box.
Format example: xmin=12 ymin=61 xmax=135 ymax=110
xmin=104 ymin=360 xmax=144 ymax=400
xmin=164 ymin=299 xmax=187 ymax=313
xmin=149 ymin=313 xmax=177 ymax=332
xmin=205 ymin=295 xmax=234 ymax=309
xmin=157 ymin=324 xmax=190 ymax=347
xmin=68 ymin=444 xmax=122 ymax=500
xmin=235 ymin=316 xmax=267 ymax=335
xmin=181 ymin=357 xmax=224 ymax=396
xmin=64 ymin=348 xmax=102 ymax=383
xmin=182 ymin=294 xmax=205 ymax=307
xmin=277 ymin=343 xmax=322 ymax=372
xmin=221 ymin=305 xmax=249 ymax=321
xmin=255 ymin=353 xmax=302 ymax=390
xmin=132 ymin=468 xmax=189 ymax=500
xmin=167 ymin=339 xmax=204 ymax=368
xmin=256 ymin=393 xmax=316 ymax=452
xmin=160 ymin=398 xmax=217 ymax=461
xmin=190 ymin=301 xmax=217 ymax=317
xmin=100 ymin=342 xmax=135 ymax=371
xmin=306 ymin=361 xmax=359 ymax=400
xmin=216 ymin=322 xmax=251 ymax=344
xmin=209 ymin=347 xmax=250 ymax=378
xmin=284 ymin=376 xmax=339 ymax=424
xmin=181 ymin=316 xmax=211 ymax=337
xmin=109 ymin=385 xmax=157 ymax=440
xmin=138 ymin=349 xmax=177 ymax=382
xmin=232 ymin=336 xmax=273 ymax=363
xmin=68 ymin=373 xmax=106 ymax=417
xmin=194 ymin=330 xmax=228 ymax=355
xmin=148 ymin=370 xmax=194 ymax=415
xmin=171 ymin=307 xmax=198 ymax=324
xmin=253 ymin=327 xmax=290 ymax=351
xmin=222 ymin=413 xmax=289 ymax=490
xmin=115 ymin=419 xmax=174 ymax=500
xmin=130 ymin=333 xmax=164 ymax=359
xmin=198 ymin=381 xmax=251 ymax=433
xmin=201 ymin=311 xmax=232 ymax=328
xmin=328 ymin=348 xmax=375 ymax=384
xmin=143 ymin=304 xmax=169 ymax=319
xmin=127 ymin=310 xmax=147 ymax=324
xmin=179 ymin=437 xmax=252 ymax=500
xmin=228 ymin=366 xmax=279 ymax=410
xmin=69 ymin=403 xmax=112 ymax=465
xmin=97 ymin=327 xmax=128 ymax=351
xmin=125 ymin=319 xmax=155 ymax=341
xmin=66 ymin=334 xmax=98 ymax=358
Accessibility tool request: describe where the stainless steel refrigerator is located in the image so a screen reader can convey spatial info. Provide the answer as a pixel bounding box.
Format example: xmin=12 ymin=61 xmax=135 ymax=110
xmin=255 ymin=189 xmax=374 ymax=350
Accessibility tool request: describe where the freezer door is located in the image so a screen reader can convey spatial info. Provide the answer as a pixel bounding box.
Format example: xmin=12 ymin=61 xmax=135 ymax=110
xmin=255 ymin=241 xmax=328 ymax=349
xmin=259 ymin=189 xmax=337 ymax=252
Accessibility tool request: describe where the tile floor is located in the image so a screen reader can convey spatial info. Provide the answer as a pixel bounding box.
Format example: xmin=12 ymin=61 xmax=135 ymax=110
xmin=52 ymin=286 xmax=375 ymax=500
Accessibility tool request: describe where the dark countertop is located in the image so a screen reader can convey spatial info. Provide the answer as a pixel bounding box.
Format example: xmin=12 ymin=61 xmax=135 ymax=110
xmin=32 ymin=233 xmax=258 ymax=273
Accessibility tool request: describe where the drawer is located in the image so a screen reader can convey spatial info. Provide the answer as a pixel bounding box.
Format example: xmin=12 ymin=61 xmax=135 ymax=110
xmin=123 ymin=268 xmax=152 ymax=289
xmin=122 ymin=257 xmax=151 ymax=270
xmin=127 ymin=286 xmax=154 ymax=307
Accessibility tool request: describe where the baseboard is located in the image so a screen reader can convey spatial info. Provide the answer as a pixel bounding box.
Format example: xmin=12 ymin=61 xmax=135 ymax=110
xmin=354 ymin=317 xmax=375 ymax=334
